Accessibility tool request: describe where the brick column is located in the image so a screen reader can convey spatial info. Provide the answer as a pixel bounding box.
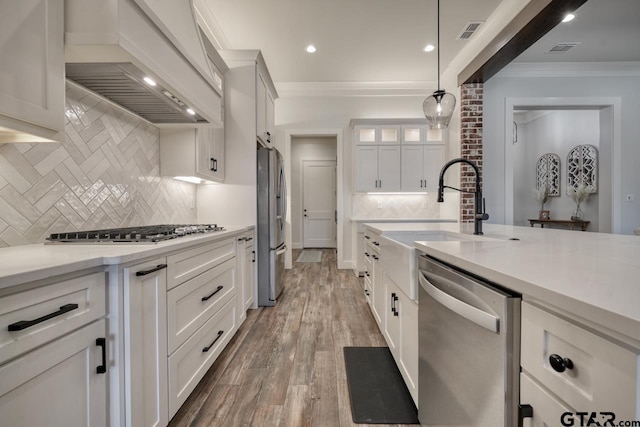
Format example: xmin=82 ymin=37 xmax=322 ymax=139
xmin=460 ymin=83 xmax=483 ymax=223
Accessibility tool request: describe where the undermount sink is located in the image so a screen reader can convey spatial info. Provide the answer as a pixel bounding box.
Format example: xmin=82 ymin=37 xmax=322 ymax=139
xmin=379 ymin=231 xmax=494 ymax=300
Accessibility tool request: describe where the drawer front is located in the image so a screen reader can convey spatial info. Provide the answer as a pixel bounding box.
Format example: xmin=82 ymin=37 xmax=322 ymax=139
xmin=168 ymin=296 xmax=237 ymax=418
xmin=520 ymin=372 xmax=574 ymax=427
xmin=521 ymin=302 xmax=638 ymax=417
xmin=0 ymin=272 xmax=106 ymax=364
xmin=167 ymin=238 xmax=235 ymax=290
xmin=167 ymin=258 xmax=236 ymax=354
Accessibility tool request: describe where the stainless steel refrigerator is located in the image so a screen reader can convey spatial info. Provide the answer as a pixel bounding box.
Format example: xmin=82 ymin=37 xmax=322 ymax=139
xmin=257 ymin=146 xmax=287 ymax=306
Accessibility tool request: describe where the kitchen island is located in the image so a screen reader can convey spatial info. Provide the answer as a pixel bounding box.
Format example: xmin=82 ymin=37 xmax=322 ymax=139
xmin=363 ymin=222 xmax=640 ymax=425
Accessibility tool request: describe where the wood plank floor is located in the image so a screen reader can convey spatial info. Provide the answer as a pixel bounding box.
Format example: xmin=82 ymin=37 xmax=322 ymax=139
xmin=169 ymin=249 xmax=414 ymax=427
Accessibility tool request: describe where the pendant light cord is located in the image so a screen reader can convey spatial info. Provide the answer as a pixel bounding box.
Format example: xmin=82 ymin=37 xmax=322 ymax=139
xmin=436 ymin=0 xmax=441 ymax=92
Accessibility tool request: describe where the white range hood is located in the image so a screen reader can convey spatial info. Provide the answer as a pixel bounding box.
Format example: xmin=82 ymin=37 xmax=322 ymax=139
xmin=64 ymin=0 xmax=223 ymax=126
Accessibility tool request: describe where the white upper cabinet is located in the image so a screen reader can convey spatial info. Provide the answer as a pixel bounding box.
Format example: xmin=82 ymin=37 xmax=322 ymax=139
xmin=0 ymin=0 xmax=64 ymax=143
xmin=354 ymin=145 xmax=401 ymax=192
xmin=352 ymin=120 xmax=446 ymax=193
xmin=401 ymin=144 xmax=445 ymax=192
xmin=354 ymin=126 xmax=400 ymax=145
xmin=160 ymin=127 xmax=224 ymax=184
xmin=256 ymin=70 xmax=276 ymax=145
xmin=220 ymin=50 xmax=278 ymax=147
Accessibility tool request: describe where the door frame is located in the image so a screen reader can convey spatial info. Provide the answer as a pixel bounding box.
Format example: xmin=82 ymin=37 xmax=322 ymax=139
xmin=284 ymin=129 xmax=345 ymax=269
xmin=504 ymin=96 xmax=622 ymax=233
xmin=302 ymin=159 xmax=337 ymax=248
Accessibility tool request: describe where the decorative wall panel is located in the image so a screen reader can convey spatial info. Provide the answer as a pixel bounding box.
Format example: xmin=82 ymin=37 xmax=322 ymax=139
xmin=536 ymin=153 xmax=560 ymax=196
xmin=567 ymin=144 xmax=598 ymax=193
xmin=0 ymin=84 xmax=196 ymax=247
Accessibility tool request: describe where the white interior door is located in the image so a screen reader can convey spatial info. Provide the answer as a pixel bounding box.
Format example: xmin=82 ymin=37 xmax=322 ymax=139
xmin=303 ymin=160 xmax=337 ymax=248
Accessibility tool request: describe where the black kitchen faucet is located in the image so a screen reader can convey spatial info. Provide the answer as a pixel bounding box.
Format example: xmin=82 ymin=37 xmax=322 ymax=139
xmin=437 ymin=158 xmax=489 ymax=235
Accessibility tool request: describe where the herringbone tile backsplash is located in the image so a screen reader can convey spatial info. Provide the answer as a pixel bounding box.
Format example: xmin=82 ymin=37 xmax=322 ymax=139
xmin=0 ymin=83 xmax=196 ymax=247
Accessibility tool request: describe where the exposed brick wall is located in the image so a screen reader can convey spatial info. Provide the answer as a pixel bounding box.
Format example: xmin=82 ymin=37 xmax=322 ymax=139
xmin=460 ymin=83 xmax=483 ymax=222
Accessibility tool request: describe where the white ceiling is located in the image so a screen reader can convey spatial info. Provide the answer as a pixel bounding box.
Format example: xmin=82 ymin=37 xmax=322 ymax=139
xmin=199 ymin=0 xmax=502 ymax=84
xmin=514 ymin=0 xmax=640 ymax=63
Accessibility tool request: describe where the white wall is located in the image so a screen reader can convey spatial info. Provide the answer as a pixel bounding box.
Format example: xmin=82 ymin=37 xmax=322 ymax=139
xmin=512 ymin=110 xmax=603 ymax=230
xmin=290 ymin=137 xmax=337 ymax=248
xmin=483 ymin=71 xmax=640 ymax=235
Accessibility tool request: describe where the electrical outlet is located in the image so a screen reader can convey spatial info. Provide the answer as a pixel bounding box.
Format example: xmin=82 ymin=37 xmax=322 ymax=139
xmin=626 ymin=194 xmax=635 ymax=202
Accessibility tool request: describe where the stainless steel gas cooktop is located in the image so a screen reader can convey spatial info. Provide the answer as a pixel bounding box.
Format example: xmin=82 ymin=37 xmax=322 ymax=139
xmin=46 ymin=224 xmax=225 ymax=244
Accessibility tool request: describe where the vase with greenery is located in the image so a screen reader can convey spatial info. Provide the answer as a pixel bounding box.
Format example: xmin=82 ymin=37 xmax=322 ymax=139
xmin=533 ymin=186 xmax=550 ymax=218
xmin=568 ymin=183 xmax=590 ymax=220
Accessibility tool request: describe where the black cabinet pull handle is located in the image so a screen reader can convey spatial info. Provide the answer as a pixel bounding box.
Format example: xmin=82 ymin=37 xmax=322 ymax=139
xmin=202 ymin=330 xmax=224 ymax=352
xmin=210 ymin=157 xmax=215 ymax=171
xmin=136 ymin=264 xmax=167 ymax=276
xmin=266 ymin=132 xmax=271 ymax=136
xmin=364 ymin=252 xmax=369 ymax=257
xmin=8 ymin=303 xmax=79 ymax=331
xmin=391 ymin=293 xmax=396 ymax=314
xmin=202 ymin=285 xmax=224 ymax=302
xmin=96 ymin=338 xmax=107 ymax=374
xmin=364 ymin=290 xmax=370 ymax=296
xmin=364 ymin=235 xmax=370 ymax=240
xmin=213 ymin=158 xmax=218 ymax=172
xmin=238 ymin=237 xmax=245 ymax=242
xmin=393 ymin=294 xmax=399 ymax=316
xmin=420 ymin=180 xmax=423 ymax=188
xmin=549 ymin=354 xmax=574 ymax=373
xmin=372 ymin=255 xmax=379 ymax=260
xmin=246 ymin=237 xmax=253 ymax=242
xmin=373 ymin=241 xmax=380 ymax=246
xmin=252 ymin=250 xmax=256 ymax=262
xmin=518 ymin=404 xmax=533 ymax=427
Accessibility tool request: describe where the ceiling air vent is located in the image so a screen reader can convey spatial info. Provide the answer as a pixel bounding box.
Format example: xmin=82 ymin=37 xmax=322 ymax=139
xmin=547 ymin=42 xmax=581 ymax=53
xmin=457 ymin=21 xmax=484 ymax=40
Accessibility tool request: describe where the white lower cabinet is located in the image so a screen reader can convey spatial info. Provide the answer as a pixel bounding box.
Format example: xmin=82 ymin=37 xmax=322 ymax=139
xmin=520 ymin=301 xmax=640 ymax=424
xmin=236 ymin=231 xmax=255 ymax=325
xmin=381 ymin=271 xmax=419 ymax=405
xmin=0 ymin=319 xmax=107 ymax=427
xmin=124 ymin=259 xmax=169 ymax=427
xmin=168 ymin=297 xmax=237 ymax=417
xmin=520 ymin=372 xmax=574 ymax=427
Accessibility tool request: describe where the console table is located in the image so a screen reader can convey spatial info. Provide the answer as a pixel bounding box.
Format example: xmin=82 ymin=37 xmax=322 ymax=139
xmin=528 ymin=219 xmax=590 ymax=231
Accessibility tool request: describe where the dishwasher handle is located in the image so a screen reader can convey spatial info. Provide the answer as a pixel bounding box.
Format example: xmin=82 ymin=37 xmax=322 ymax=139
xmin=419 ymin=271 xmax=500 ymax=333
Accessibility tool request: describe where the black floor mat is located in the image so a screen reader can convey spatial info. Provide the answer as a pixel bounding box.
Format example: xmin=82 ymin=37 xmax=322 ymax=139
xmin=343 ymin=346 xmax=419 ymax=424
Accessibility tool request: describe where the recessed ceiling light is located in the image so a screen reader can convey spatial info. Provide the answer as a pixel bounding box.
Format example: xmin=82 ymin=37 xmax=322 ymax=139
xmin=562 ymin=13 xmax=575 ymax=23
xmin=424 ymin=44 xmax=435 ymax=52
xmin=143 ymin=77 xmax=157 ymax=86
xmin=305 ymin=45 xmax=317 ymax=53
xmin=186 ymin=108 xmax=196 ymax=115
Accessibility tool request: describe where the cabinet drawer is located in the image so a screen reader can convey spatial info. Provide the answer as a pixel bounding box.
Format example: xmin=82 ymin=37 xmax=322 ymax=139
xmin=520 ymin=372 xmax=574 ymax=427
xmin=521 ymin=302 xmax=638 ymax=418
xmin=168 ymin=297 xmax=237 ymax=418
xmin=167 ymin=258 xmax=236 ymax=354
xmin=167 ymin=238 xmax=235 ymax=290
xmin=0 ymin=272 xmax=106 ymax=364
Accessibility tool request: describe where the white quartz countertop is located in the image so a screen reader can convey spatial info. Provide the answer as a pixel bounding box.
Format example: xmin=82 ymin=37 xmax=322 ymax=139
xmin=351 ymin=218 xmax=457 ymax=223
xmin=0 ymin=226 xmax=252 ymax=290
xmin=390 ymin=223 xmax=640 ymax=343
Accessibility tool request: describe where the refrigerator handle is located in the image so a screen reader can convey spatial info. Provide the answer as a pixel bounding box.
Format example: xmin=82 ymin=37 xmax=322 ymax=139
xmin=276 ymin=245 xmax=287 ymax=256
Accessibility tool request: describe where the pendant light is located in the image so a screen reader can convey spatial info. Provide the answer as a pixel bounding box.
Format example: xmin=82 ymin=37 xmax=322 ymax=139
xmin=423 ymin=0 xmax=456 ymax=130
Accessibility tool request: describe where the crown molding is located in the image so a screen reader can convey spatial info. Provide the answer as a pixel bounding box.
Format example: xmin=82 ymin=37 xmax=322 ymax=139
xmin=496 ymin=61 xmax=640 ymax=78
xmin=274 ymin=81 xmax=436 ymax=98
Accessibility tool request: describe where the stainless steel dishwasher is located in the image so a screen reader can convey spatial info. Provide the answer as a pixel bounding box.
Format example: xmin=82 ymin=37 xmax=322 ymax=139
xmin=418 ymin=254 xmax=520 ymax=427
